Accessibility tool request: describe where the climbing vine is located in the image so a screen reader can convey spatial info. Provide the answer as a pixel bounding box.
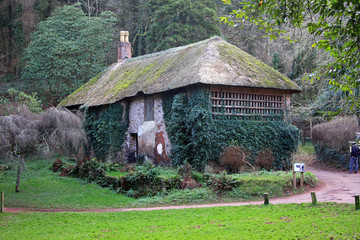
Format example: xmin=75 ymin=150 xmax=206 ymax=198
xmin=84 ymin=101 xmax=129 ymax=161
xmin=162 ymin=86 xmax=299 ymax=171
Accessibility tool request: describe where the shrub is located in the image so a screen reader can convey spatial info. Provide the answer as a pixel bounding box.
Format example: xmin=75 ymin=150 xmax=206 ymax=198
xmin=50 ymin=159 xmax=65 ymax=172
xmin=312 ymin=116 xmax=358 ymax=168
xmin=256 ymin=149 xmax=275 ymax=170
xmin=312 ymin=115 xmax=358 ymax=152
xmin=211 ymin=171 xmax=240 ymax=195
xmin=219 ymin=145 xmax=250 ymax=173
xmin=0 ymin=106 xmax=87 ymax=159
xmin=0 ymin=88 xmax=42 ymax=116
xmin=290 ymin=150 xmax=316 ymax=166
xmin=314 ymin=145 xmax=349 ymax=169
xmin=178 ymin=164 xmax=202 ymax=189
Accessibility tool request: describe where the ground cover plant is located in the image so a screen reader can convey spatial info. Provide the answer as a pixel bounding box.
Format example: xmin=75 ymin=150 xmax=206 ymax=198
xmin=1 ymin=203 xmax=359 ymax=239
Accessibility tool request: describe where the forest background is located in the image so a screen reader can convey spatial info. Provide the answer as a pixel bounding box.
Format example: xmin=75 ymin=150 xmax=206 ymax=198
xmin=0 ymin=0 xmax=346 ymax=121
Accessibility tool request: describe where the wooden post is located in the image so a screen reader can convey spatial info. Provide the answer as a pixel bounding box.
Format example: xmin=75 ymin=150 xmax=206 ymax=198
xmin=293 ymin=171 xmax=296 ymax=189
xmin=311 ymin=192 xmax=317 ymax=205
xmin=355 ymin=195 xmax=360 ymax=210
xmin=1 ymin=192 xmax=3 ymax=213
xmin=300 ymin=172 xmax=304 ymax=189
xmin=264 ymin=193 xmax=269 ymax=205
xmin=301 ymin=130 xmax=305 ymax=146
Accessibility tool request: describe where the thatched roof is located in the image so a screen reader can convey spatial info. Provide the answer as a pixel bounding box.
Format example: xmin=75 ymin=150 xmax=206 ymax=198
xmin=59 ymin=36 xmax=301 ymax=107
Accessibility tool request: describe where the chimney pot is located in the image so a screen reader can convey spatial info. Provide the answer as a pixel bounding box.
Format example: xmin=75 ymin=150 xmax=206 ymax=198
xmin=118 ymin=31 xmax=131 ymax=62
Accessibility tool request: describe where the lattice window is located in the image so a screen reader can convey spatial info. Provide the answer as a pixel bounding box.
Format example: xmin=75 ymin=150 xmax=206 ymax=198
xmin=211 ymin=91 xmax=284 ymax=120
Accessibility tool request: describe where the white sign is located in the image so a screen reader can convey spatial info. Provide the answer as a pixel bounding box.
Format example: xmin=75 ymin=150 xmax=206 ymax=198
xmin=294 ymin=163 xmax=305 ymax=172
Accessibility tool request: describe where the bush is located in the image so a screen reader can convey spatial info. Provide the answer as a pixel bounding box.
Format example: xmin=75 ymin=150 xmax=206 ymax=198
xmin=0 ymin=106 xmax=87 ymax=159
xmin=315 ymin=145 xmax=349 ymax=169
xmin=211 ymin=171 xmax=240 ymax=195
xmin=290 ymin=150 xmax=316 ymax=166
xmin=0 ymin=88 xmax=42 ymax=116
xmin=50 ymin=159 xmax=65 ymax=172
xmin=312 ymin=116 xmax=358 ymax=168
xmin=312 ymin=116 xmax=358 ymax=152
xmin=220 ymin=145 xmax=249 ymax=173
xmin=256 ymin=149 xmax=275 ymax=170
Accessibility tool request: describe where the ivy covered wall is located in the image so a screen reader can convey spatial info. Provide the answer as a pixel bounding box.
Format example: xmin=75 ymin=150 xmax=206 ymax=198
xmin=83 ymin=101 xmax=129 ymax=161
xmin=163 ymin=85 xmax=299 ymax=171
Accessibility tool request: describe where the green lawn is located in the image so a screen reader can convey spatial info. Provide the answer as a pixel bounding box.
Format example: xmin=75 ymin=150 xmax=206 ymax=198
xmin=0 ymin=158 xmax=316 ymax=209
xmin=0 ymin=158 xmax=135 ymax=209
xmin=1 ymin=203 xmax=358 ymax=239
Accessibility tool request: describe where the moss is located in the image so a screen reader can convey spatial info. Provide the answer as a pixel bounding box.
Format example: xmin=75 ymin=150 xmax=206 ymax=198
xmin=58 ymin=72 xmax=102 ymax=106
xmin=60 ymin=37 xmax=300 ymax=107
xmin=217 ymin=42 xmax=298 ymax=89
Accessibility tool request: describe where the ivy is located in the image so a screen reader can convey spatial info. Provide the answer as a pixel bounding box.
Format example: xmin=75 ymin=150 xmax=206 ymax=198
xmin=214 ymin=120 xmax=299 ymax=169
xmin=84 ymin=102 xmax=129 ymax=161
xmin=164 ymin=87 xmax=219 ymax=171
xmin=163 ymin=86 xmax=299 ymax=171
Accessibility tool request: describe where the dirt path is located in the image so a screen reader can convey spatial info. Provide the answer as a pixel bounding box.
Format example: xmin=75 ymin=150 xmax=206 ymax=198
xmin=4 ymin=166 xmax=360 ymax=213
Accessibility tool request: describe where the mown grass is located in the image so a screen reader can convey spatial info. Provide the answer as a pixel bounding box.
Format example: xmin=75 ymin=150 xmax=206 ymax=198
xmin=0 ymin=158 xmax=317 ymax=209
xmin=0 ymin=158 xmax=135 ymax=209
xmin=1 ymin=203 xmax=359 ymax=240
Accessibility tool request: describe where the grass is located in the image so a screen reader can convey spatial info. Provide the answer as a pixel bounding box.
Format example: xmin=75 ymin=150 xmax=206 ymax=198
xmin=298 ymin=140 xmax=315 ymax=154
xmin=0 ymin=158 xmax=135 ymax=209
xmin=0 ymin=203 xmax=359 ymax=239
xmin=0 ymin=158 xmax=317 ymax=209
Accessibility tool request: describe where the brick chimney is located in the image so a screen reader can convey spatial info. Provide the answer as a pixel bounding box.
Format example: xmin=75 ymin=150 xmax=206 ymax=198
xmin=118 ymin=31 xmax=131 ymax=62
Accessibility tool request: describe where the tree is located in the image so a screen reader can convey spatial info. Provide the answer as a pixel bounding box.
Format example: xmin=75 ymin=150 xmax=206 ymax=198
xmin=145 ymin=0 xmax=221 ymax=53
xmin=22 ymin=4 xmax=116 ymax=105
xmin=221 ymin=0 xmax=360 ymax=115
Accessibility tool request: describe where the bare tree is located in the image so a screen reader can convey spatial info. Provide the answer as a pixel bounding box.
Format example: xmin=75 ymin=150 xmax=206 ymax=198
xmin=0 ymin=106 xmax=87 ymax=192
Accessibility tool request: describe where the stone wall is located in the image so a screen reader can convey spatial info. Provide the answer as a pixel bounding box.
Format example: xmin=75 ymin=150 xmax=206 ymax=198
xmin=123 ymin=94 xmax=171 ymax=164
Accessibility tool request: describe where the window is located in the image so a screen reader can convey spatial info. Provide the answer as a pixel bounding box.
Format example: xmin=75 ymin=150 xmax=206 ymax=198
xmin=211 ymin=91 xmax=284 ymax=120
xmin=144 ymin=95 xmax=154 ymax=121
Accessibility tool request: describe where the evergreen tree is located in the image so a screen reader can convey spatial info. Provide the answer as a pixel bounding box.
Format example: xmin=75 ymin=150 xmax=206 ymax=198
xmin=145 ymin=0 xmax=221 ymax=53
xmin=22 ymin=4 xmax=116 ymax=105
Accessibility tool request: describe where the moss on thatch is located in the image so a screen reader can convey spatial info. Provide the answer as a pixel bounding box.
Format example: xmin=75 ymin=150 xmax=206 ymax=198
xmin=59 ymin=36 xmax=300 ymax=107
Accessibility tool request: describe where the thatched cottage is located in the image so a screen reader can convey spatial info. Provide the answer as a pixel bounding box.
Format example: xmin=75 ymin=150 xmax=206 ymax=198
xmin=60 ymin=31 xmax=301 ymax=168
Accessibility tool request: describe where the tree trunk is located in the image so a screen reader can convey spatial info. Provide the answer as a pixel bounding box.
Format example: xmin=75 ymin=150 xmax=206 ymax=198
xmin=15 ymin=162 xmax=21 ymax=193
xmin=15 ymin=157 xmax=24 ymax=193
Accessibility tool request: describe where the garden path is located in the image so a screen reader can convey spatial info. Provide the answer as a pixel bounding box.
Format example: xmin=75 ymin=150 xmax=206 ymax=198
xmin=4 ymin=166 xmax=360 ymax=213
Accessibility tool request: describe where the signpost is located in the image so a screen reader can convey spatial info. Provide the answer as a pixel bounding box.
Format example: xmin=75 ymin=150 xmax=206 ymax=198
xmin=293 ymin=163 xmax=305 ymax=189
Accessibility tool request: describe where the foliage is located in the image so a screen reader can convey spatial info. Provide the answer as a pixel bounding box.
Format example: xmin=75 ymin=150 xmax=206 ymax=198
xmin=221 ymin=0 xmax=360 ymax=115
xmin=0 ymin=88 xmax=43 ymax=115
xmin=255 ymin=149 xmax=275 ymax=171
xmin=315 ymin=145 xmax=350 ymax=169
xmin=0 ymin=157 xmax=319 ymax=210
xmin=211 ymin=171 xmax=239 ymax=195
xmin=163 ymin=88 xmax=219 ymax=171
xmin=84 ymin=102 xmax=129 ymax=161
xmin=312 ymin=116 xmax=358 ymax=152
xmin=145 ymin=0 xmax=221 ymax=53
xmin=22 ymin=4 xmax=116 ymax=105
xmin=219 ymin=145 xmax=248 ymax=173
xmin=312 ymin=115 xmax=358 ymax=168
xmin=290 ymin=150 xmax=316 ymax=167
xmin=0 ymin=106 xmax=87 ymax=159
xmin=214 ymin=119 xmax=299 ymax=170
xmin=163 ymin=88 xmax=299 ymax=171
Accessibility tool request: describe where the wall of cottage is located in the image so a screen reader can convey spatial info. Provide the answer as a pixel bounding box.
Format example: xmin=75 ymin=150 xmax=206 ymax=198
xmin=123 ymin=94 xmax=171 ymax=164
